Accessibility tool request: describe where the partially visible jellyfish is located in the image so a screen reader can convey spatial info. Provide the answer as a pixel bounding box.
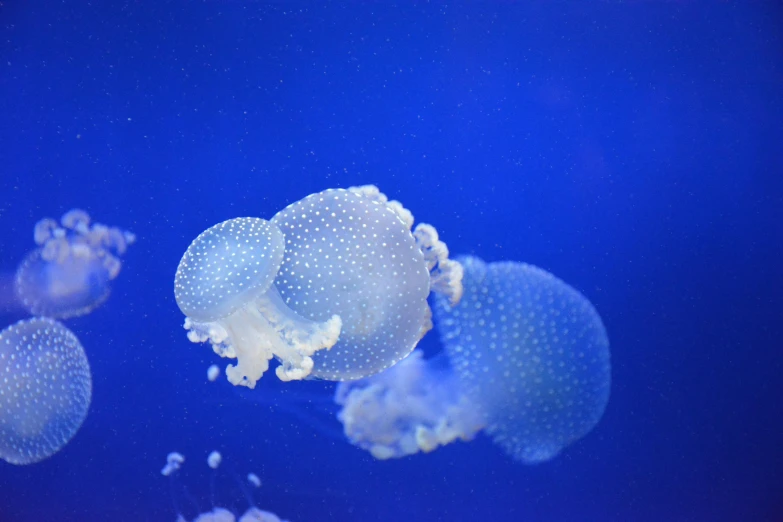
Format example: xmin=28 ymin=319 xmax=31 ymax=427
xmin=15 ymin=209 xmax=135 ymax=319
xmin=194 ymin=508 xmax=235 ymax=522
xmin=434 ymin=255 xmax=611 ymax=464
xmin=335 ymin=350 xmax=485 ymax=460
xmin=336 ymin=255 xmax=611 ymax=464
xmin=175 ymin=186 xmax=462 ymax=387
xmin=0 ymin=317 xmax=92 ymax=465
xmin=161 ymin=451 xmax=290 ymax=522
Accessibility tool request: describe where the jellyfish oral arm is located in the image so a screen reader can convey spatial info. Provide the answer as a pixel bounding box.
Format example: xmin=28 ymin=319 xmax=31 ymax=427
xmin=184 ymin=287 xmax=342 ymax=388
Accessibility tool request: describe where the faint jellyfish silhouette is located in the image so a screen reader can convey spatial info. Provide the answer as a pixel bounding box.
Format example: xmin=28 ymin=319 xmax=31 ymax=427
xmin=15 ymin=209 xmax=135 ymax=319
xmin=175 ymin=186 xmax=462 ymax=387
xmin=336 ymin=255 xmax=611 ymax=464
xmin=0 ymin=317 xmax=92 ymax=465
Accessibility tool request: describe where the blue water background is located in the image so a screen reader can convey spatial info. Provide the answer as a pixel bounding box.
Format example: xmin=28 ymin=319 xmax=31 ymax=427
xmin=0 ymin=2 xmax=781 ymax=521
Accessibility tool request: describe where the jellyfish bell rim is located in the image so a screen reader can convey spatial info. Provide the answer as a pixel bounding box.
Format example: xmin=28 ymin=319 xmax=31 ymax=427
xmin=174 ymin=217 xmax=286 ymax=323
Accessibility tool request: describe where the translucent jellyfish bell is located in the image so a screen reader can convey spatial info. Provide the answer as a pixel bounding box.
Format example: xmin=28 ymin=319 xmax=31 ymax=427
xmin=0 ymin=317 xmax=92 ymax=465
xmin=15 ymin=209 xmax=135 ymax=319
xmin=270 ymin=186 xmax=463 ymax=380
xmin=175 ymin=218 xmax=342 ymax=387
xmin=434 ymin=256 xmax=611 ymax=464
xmin=178 ymin=186 xmax=462 ymax=385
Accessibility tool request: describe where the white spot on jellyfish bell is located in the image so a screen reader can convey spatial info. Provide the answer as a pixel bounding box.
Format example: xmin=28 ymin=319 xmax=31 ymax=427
xmin=434 ymin=255 xmax=612 ymax=464
xmin=0 ymin=317 xmax=92 ymax=465
xmin=14 ymin=209 xmax=135 ymax=319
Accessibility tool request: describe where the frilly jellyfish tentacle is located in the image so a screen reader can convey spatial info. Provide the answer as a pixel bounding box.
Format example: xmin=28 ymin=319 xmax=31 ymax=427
xmin=335 ymin=350 xmax=486 ymax=460
xmin=176 ymin=218 xmax=341 ymax=388
xmin=15 ymin=209 xmax=135 ymax=319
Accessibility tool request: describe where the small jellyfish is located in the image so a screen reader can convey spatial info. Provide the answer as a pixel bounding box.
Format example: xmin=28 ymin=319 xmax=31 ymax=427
xmin=270 ymin=186 xmax=462 ymax=381
xmin=207 ymin=365 xmax=220 ymax=382
xmin=246 ymin=473 xmax=261 ymax=488
xmin=162 ymin=452 xmax=186 ymax=476
xmin=335 ymin=350 xmax=485 ymax=460
xmin=15 ymin=209 xmax=135 ymax=319
xmin=434 ymin=256 xmax=611 ymax=464
xmin=176 ymin=186 xmax=462 ymax=386
xmin=0 ymin=317 xmax=92 ymax=465
xmin=161 ymin=451 xmax=290 ymax=522
xmin=207 ymin=451 xmax=222 ymax=469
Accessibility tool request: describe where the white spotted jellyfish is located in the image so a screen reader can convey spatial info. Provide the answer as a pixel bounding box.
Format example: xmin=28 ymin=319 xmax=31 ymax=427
xmin=336 ymin=255 xmax=611 ymax=464
xmin=0 ymin=317 xmax=92 ymax=465
xmin=174 ymin=186 xmax=463 ymax=387
xmin=15 ymin=209 xmax=135 ymax=319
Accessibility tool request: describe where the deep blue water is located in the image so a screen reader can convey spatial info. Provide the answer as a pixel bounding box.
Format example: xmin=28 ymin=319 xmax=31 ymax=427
xmin=1 ymin=2 xmax=781 ymax=521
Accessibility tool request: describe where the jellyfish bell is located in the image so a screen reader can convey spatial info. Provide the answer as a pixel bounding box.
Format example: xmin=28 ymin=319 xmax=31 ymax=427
xmin=434 ymin=255 xmax=612 ymax=464
xmin=14 ymin=209 xmax=135 ymax=319
xmin=194 ymin=507 xmax=236 ymax=522
xmin=177 ymin=186 xmax=462 ymax=386
xmin=0 ymin=317 xmax=92 ymax=465
xmin=175 ymin=217 xmax=342 ymax=388
xmin=270 ymin=185 xmax=463 ymax=381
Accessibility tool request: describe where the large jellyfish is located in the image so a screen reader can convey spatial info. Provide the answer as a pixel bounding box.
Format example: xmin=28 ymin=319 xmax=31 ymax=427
xmin=336 ymin=255 xmax=611 ymax=464
xmin=0 ymin=317 xmax=92 ymax=465
xmin=175 ymin=186 xmax=462 ymax=387
xmin=15 ymin=209 xmax=136 ymax=319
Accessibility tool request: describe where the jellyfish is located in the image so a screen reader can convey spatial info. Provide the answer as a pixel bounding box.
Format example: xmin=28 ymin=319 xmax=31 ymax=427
xmin=15 ymin=209 xmax=136 ymax=319
xmin=434 ymin=255 xmax=611 ymax=463
xmin=175 ymin=186 xmax=462 ymax=387
xmin=161 ymin=451 xmax=291 ymax=522
xmin=0 ymin=317 xmax=92 ymax=465
xmin=336 ymin=255 xmax=611 ymax=464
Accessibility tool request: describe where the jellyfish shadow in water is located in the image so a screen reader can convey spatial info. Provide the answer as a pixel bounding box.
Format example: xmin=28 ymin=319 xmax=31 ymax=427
xmin=336 ymin=255 xmax=612 ymax=465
